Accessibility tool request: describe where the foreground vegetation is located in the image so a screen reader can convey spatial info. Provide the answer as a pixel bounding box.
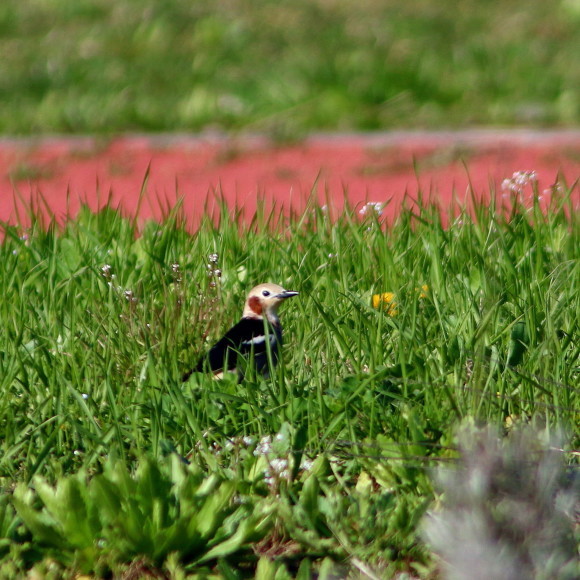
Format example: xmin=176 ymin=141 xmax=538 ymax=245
xmin=2 ymin=0 xmax=580 ymax=135
xmin=0 ymin=183 xmax=577 ymax=577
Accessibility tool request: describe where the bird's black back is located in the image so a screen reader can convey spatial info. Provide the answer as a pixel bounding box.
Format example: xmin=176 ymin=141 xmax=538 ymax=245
xmin=192 ymin=317 xmax=282 ymax=377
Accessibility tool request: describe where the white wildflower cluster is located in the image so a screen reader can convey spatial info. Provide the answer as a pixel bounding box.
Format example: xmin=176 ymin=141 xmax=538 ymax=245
xmin=123 ymin=289 xmax=137 ymax=303
xmin=359 ymin=201 xmax=385 ymax=216
xmin=206 ymin=253 xmax=221 ymax=288
xmin=194 ymin=430 xmax=314 ymax=492
xmin=101 ymin=264 xmax=137 ymax=303
xmin=101 ymin=264 xmax=114 ymax=282
xmin=253 ymin=434 xmax=273 ymax=457
xmin=206 ymin=434 xmax=259 ymax=455
xmin=254 ymin=433 xmax=291 ymax=488
xmin=501 ymin=170 xmax=538 ymax=196
xmin=251 ymin=431 xmax=314 ymax=490
xmin=266 ymin=458 xmax=290 ymax=486
xmin=12 ymin=233 xmax=30 ymax=255
xmin=171 ymin=262 xmax=183 ymax=284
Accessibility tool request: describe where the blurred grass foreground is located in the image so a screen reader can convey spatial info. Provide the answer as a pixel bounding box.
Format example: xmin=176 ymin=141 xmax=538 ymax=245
xmin=1 ymin=0 xmax=579 ymax=135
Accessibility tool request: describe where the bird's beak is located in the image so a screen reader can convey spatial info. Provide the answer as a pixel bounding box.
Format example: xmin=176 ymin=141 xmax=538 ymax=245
xmin=277 ymin=290 xmax=299 ymax=299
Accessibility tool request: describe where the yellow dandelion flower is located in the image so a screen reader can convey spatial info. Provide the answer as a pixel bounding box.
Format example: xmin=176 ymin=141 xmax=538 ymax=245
xmin=371 ymin=285 xmax=429 ymax=316
xmin=372 ymin=292 xmax=398 ymax=316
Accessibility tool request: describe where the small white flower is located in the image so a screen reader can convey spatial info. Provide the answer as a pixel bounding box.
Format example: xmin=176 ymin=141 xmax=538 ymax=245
xmin=269 ymin=458 xmax=288 ymax=475
xmin=208 ymin=253 xmax=219 ymax=263
xmin=264 ymin=457 xmax=291 ymax=487
xmin=502 ymin=171 xmax=538 ymax=195
xmin=270 ymin=458 xmax=288 ymax=472
xmin=501 ymin=178 xmax=513 ymax=192
xmin=359 ymin=202 xmax=385 ymax=216
xmin=253 ymin=435 xmax=272 ymax=456
xmin=515 ymin=170 xmax=536 ymax=185
xmin=124 ymin=290 xmax=137 ymax=302
xmin=243 ymin=435 xmax=255 ymax=446
xmin=82 ymin=393 xmax=89 ymax=400
xmin=171 ymin=263 xmax=180 ymax=272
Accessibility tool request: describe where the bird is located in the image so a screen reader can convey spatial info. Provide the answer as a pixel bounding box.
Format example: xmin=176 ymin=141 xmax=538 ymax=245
xmin=183 ymin=283 xmax=299 ymax=381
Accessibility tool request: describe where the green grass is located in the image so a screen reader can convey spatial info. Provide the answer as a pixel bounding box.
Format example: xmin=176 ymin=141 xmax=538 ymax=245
xmin=1 ymin=0 xmax=579 ymax=135
xmin=0 ymin=182 xmax=577 ymax=576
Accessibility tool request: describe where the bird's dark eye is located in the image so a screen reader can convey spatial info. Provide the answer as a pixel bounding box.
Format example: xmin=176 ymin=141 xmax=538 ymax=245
xmin=262 ymin=290 xmax=271 ymax=297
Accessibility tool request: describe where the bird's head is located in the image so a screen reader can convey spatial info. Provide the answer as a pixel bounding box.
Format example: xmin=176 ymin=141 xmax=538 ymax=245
xmin=242 ymin=283 xmax=299 ymax=321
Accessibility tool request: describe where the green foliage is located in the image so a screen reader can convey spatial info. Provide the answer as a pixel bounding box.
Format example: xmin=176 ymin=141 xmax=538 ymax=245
xmin=1 ymin=0 xmax=579 ymax=134
xmin=269 ymin=413 xmax=436 ymax=576
xmin=12 ymin=455 xmax=272 ymax=575
xmin=0 ymin=184 xmax=577 ymax=575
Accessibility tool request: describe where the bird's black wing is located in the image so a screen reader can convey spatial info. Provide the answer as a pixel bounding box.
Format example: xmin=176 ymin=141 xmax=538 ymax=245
xmin=192 ymin=317 xmax=279 ymax=375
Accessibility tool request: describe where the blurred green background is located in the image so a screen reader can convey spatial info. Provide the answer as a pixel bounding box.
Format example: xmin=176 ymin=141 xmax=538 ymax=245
xmin=1 ymin=0 xmax=579 ymax=135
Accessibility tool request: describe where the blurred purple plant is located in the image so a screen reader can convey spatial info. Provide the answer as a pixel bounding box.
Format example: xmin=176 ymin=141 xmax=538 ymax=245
xmin=423 ymin=425 xmax=578 ymax=580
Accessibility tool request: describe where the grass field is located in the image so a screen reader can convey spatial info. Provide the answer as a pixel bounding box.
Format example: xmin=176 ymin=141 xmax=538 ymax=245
xmin=0 ymin=182 xmax=577 ymax=577
xmin=1 ymin=0 xmax=578 ymax=576
xmin=1 ymin=0 xmax=580 ymax=135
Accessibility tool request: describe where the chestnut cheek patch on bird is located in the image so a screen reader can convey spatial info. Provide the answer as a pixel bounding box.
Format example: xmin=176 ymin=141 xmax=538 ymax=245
xmin=247 ymin=296 xmax=263 ymax=316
